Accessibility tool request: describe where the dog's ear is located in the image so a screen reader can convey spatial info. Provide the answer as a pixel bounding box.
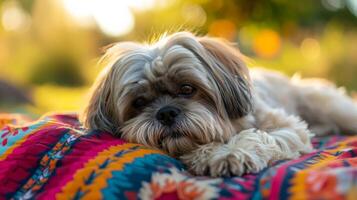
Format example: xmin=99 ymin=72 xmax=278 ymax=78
xmin=81 ymin=42 xmax=144 ymax=134
xmin=80 ymin=68 xmax=119 ymax=134
xmin=198 ymin=37 xmax=252 ymax=118
xmin=80 ymin=44 xmax=128 ymax=135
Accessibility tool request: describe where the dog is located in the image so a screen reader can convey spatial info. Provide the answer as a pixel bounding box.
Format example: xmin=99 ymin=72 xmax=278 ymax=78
xmin=80 ymin=32 xmax=357 ymax=177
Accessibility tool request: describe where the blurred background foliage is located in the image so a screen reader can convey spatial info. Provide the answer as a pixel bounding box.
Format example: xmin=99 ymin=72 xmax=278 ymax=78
xmin=0 ymin=0 xmax=356 ymax=114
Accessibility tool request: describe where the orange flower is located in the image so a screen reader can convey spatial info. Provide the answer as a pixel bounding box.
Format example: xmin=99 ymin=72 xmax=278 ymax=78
xmin=177 ymin=181 xmax=204 ymax=200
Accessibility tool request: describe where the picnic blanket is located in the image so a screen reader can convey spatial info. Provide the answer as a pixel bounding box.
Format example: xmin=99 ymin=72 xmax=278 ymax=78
xmin=0 ymin=113 xmax=356 ymax=200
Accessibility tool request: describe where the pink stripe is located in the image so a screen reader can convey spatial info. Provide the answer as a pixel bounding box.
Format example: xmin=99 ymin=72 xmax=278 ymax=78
xmin=36 ymin=132 xmax=125 ymax=199
xmin=268 ymin=153 xmax=315 ymax=200
xmin=0 ymin=125 xmax=65 ymax=197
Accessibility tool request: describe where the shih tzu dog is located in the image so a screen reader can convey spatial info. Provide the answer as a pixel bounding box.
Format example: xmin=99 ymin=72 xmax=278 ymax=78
xmin=80 ymin=32 xmax=357 ymax=177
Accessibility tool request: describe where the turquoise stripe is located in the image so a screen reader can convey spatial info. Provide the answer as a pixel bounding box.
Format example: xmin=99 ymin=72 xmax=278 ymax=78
xmin=101 ymin=153 xmax=183 ymax=199
xmin=0 ymin=120 xmax=46 ymax=156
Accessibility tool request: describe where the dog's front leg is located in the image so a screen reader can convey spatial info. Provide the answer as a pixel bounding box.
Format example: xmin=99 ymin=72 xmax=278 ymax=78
xmin=181 ymin=130 xmax=277 ymax=177
xmin=181 ymin=104 xmax=314 ymax=177
xmin=180 ymin=129 xmax=292 ymax=177
xmin=181 ymin=127 xmax=312 ymax=177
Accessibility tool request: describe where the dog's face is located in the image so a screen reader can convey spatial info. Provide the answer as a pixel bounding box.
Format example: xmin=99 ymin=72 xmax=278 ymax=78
xmin=81 ymin=32 xmax=252 ymax=157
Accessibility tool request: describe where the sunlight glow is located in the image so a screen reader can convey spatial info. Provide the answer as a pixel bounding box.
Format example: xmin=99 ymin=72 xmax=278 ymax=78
xmin=62 ymin=0 xmax=93 ymax=27
xmin=92 ymin=0 xmax=134 ymax=37
xmin=125 ymin=0 xmax=156 ymax=11
xmin=62 ymin=0 xmax=156 ymax=37
xmin=1 ymin=1 xmax=30 ymax=32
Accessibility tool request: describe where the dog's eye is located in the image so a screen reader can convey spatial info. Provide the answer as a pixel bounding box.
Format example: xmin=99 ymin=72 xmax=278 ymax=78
xmin=133 ymin=97 xmax=147 ymax=108
xmin=178 ymin=84 xmax=196 ymax=97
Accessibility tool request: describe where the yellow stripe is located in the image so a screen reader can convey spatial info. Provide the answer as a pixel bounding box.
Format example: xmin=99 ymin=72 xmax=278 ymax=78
xmin=289 ymin=144 xmax=351 ymax=200
xmin=57 ymin=143 xmax=163 ymax=199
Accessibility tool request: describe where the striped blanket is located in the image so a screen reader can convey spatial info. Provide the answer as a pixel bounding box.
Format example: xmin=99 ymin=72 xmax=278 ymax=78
xmin=0 ymin=113 xmax=356 ymax=200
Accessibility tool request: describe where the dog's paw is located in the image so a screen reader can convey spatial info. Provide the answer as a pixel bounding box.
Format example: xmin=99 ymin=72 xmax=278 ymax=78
xmin=181 ymin=144 xmax=268 ymax=177
xmin=207 ymin=147 xmax=267 ymax=177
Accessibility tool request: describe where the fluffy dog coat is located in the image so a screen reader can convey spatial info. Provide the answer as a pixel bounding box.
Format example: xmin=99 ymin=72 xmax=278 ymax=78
xmin=81 ymin=32 xmax=357 ymax=177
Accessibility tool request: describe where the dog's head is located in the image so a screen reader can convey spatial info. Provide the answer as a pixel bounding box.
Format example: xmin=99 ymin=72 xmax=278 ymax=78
xmin=81 ymin=32 xmax=252 ymax=157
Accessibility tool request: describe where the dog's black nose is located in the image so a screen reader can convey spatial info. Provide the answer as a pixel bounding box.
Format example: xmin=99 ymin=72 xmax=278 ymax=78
xmin=156 ymin=106 xmax=181 ymax=126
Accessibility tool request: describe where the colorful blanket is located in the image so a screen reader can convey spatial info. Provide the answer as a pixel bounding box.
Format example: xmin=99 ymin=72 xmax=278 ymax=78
xmin=0 ymin=113 xmax=356 ymax=200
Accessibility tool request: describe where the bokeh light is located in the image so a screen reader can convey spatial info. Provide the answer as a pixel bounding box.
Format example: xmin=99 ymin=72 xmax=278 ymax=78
xmin=181 ymin=3 xmax=206 ymax=27
xmin=209 ymin=20 xmax=236 ymax=41
xmin=1 ymin=1 xmax=30 ymax=32
xmin=347 ymin=0 xmax=357 ymax=17
xmin=62 ymin=0 xmax=158 ymax=37
xmin=92 ymin=0 xmax=134 ymax=37
xmin=61 ymin=0 xmax=94 ymax=27
xmin=321 ymin=0 xmax=345 ymax=11
xmin=0 ymin=0 xmax=357 ymax=113
xmin=253 ymin=29 xmax=281 ymax=59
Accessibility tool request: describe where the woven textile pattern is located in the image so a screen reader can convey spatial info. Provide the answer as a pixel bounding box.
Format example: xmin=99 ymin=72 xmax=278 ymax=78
xmin=0 ymin=113 xmax=356 ymax=200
